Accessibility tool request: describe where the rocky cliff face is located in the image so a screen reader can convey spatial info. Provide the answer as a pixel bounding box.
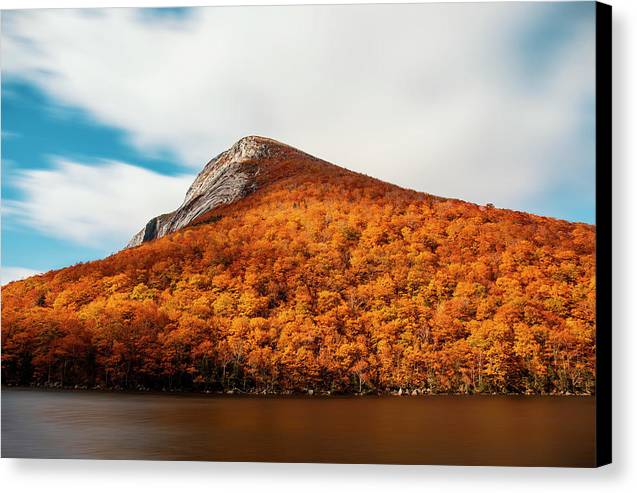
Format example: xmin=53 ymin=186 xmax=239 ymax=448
xmin=127 ymin=136 xmax=285 ymax=248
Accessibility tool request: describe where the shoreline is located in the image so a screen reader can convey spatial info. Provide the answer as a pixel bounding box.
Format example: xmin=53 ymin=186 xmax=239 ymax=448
xmin=0 ymin=384 xmax=593 ymax=398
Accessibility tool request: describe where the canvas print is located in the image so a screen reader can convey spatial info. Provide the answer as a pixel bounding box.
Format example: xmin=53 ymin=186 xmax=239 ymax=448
xmin=0 ymin=2 xmax=611 ymax=466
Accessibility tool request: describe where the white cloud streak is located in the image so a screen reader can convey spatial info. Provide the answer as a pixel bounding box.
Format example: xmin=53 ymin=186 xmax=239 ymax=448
xmin=1 ymin=266 xmax=42 ymax=285
xmin=4 ymin=159 xmax=194 ymax=247
xmin=1 ymin=4 xmax=595 ymax=213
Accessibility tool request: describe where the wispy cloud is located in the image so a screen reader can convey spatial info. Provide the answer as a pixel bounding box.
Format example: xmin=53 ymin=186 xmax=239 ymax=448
xmin=1 ymin=3 xmax=595 ymax=214
xmin=1 ymin=266 xmax=42 ymax=285
xmin=1 ymin=130 xmax=21 ymax=139
xmin=5 ymin=159 xmax=194 ymax=247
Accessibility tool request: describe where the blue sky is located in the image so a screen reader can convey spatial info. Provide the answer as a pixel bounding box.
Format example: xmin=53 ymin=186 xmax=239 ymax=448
xmin=1 ymin=81 xmax=188 ymax=270
xmin=1 ymin=3 xmax=596 ymax=283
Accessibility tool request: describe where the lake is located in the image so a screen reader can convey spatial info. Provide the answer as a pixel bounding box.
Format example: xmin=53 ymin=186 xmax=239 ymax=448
xmin=1 ymin=388 xmax=595 ymax=466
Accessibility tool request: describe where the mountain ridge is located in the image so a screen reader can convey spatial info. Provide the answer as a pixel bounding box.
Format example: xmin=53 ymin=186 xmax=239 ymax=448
xmin=127 ymin=135 xmax=591 ymax=250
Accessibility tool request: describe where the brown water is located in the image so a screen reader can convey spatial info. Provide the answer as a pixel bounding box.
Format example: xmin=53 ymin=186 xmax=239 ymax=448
xmin=1 ymin=388 xmax=595 ymax=466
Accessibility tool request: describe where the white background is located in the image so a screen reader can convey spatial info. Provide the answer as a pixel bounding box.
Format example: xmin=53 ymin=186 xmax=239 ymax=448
xmin=0 ymin=0 xmax=633 ymax=491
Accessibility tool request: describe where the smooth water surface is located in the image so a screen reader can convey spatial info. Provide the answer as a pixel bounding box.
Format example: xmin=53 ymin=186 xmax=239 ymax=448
xmin=1 ymin=389 xmax=595 ymax=466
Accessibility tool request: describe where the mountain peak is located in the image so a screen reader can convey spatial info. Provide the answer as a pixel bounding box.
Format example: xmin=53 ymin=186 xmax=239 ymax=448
xmin=126 ymin=136 xmax=308 ymax=248
xmin=228 ymin=134 xmax=291 ymax=156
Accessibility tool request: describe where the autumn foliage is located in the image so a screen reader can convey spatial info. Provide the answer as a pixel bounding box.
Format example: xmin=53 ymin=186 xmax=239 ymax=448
xmin=1 ymin=145 xmax=596 ymax=394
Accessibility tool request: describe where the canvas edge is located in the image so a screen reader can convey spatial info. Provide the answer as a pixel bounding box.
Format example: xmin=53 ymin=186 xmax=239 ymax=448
xmin=595 ymin=0 xmax=612 ymax=469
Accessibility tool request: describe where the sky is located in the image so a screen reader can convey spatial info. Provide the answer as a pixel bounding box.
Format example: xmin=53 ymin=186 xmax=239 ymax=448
xmin=1 ymin=3 xmax=596 ymax=284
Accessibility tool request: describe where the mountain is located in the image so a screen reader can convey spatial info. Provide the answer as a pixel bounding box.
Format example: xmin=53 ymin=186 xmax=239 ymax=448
xmin=1 ymin=137 xmax=596 ymax=395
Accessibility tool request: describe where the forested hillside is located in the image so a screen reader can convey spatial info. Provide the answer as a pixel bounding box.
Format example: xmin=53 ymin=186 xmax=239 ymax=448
xmin=1 ymin=138 xmax=596 ymax=394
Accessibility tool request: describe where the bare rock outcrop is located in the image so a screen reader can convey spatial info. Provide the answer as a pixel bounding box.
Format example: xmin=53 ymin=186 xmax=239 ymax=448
xmin=126 ymin=136 xmax=280 ymax=248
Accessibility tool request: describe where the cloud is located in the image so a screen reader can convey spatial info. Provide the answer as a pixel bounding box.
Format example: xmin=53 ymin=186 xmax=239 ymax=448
xmin=1 ymin=266 xmax=42 ymax=285
xmin=5 ymin=159 xmax=194 ymax=247
xmin=1 ymin=130 xmax=21 ymax=139
xmin=0 ymin=3 xmax=595 ymax=213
